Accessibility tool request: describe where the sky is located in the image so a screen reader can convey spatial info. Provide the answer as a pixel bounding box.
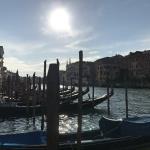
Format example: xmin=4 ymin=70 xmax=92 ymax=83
xmin=0 ymin=0 xmax=150 ymax=76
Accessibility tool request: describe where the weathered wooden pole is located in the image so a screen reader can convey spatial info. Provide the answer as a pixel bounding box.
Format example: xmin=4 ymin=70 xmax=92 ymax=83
xmin=124 ymin=70 xmax=128 ymax=119
xmin=10 ymin=76 xmax=13 ymax=99
xmin=107 ymin=74 xmax=110 ymax=115
xmin=38 ymin=77 xmax=41 ymax=104
xmin=92 ymin=84 xmax=95 ymax=101
xmin=41 ymin=60 xmax=47 ymax=130
xmin=43 ymin=60 xmax=47 ymax=96
xmin=77 ymin=50 xmax=83 ymax=150
xmin=7 ymin=75 xmax=11 ymax=98
xmin=26 ymin=74 xmax=29 ymax=120
xmin=107 ymin=86 xmax=110 ymax=115
xmin=47 ymin=63 xmax=59 ymax=150
xmin=32 ymin=72 xmax=36 ymax=125
xmin=62 ymin=76 xmax=65 ymax=92
xmin=91 ymin=65 xmax=95 ymax=102
xmin=125 ymin=86 xmax=128 ymax=118
xmin=15 ymin=70 xmax=19 ymax=99
xmin=70 ymin=78 xmax=72 ymax=100
xmin=6 ymin=75 xmax=9 ymax=98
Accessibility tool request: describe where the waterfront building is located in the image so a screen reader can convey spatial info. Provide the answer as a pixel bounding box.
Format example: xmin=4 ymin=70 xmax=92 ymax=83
xmin=124 ymin=50 xmax=150 ymax=87
xmin=66 ymin=61 xmax=94 ymax=86
xmin=95 ymin=55 xmax=123 ymax=86
xmin=59 ymin=70 xmax=67 ymax=85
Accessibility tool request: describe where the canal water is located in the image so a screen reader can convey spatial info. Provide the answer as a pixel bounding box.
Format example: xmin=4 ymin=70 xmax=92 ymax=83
xmin=0 ymin=87 xmax=150 ymax=134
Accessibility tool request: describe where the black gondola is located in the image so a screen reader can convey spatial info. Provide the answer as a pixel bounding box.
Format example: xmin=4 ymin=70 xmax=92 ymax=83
xmin=60 ymin=89 xmax=113 ymax=113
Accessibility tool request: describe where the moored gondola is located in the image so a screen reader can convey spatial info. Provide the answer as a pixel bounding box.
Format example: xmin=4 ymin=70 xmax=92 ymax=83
xmin=1 ymin=131 xmax=150 ymax=150
xmin=60 ymin=89 xmax=113 ymax=113
xmin=60 ymin=86 xmax=89 ymax=103
xmin=59 ymin=86 xmax=75 ymax=95
xmin=0 ymin=89 xmax=113 ymax=118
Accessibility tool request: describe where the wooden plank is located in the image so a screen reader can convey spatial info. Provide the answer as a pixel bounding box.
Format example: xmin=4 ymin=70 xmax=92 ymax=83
xmin=47 ymin=63 xmax=59 ymax=150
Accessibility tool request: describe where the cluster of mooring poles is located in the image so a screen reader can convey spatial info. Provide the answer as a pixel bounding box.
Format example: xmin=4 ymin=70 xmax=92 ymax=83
xmin=46 ymin=51 xmax=84 ymax=150
xmin=0 ymin=50 xmax=130 ymax=150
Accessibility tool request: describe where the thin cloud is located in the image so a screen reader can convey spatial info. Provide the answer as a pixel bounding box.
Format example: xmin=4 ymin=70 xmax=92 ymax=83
xmin=5 ymin=57 xmax=43 ymax=76
xmin=0 ymin=38 xmax=46 ymax=56
xmin=84 ymin=55 xmax=100 ymax=62
xmin=87 ymin=50 xmax=99 ymax=55
xmin=41 ymin=24 xmax=93 ymax=39
xmin=91 ymin=38 xmax=150 ymax=54
xmin=66 ymin=34 xmax=97 ymax=49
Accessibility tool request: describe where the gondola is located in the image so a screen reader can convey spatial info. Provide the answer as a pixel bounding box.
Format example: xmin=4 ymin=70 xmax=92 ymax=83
xmin=59 ymin=86 xmax=75 ymax=96
xmin=11 ymin=86 xmax=87 ymax=106
xmin=1 ymin=130 xmax=150 ymax=150
xmin=60 ymin=86 xmax=89 ymax=103
xmin=0 ymin=104 xmax=43 ymax=118
xmin=99 ymin=115 xmax=150 ymax=138
xmin=59 ymin=86 xmax=68 ymax=92
xmin=0 ymin=129 xmax=101 ymax=145
xmin=59 ymin=89 xmax=114 ymax=113
xmin=0 ymin=89 xmax=112 ymax=118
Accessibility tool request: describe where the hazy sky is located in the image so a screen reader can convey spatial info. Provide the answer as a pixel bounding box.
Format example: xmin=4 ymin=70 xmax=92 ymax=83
xmin=0 ymin=0 xmax=150 ymax=76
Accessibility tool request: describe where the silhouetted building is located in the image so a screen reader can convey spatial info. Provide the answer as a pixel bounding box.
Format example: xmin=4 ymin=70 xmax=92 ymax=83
xmin=95 ymin=55 xmax=124 ymax=86
xmin=59 ymin=70 xmax=67 ymax=85
xmin=124 ymin=50 xmax=150 ymax=87
xmin=66 ymin=61 xmax=95 ymax=86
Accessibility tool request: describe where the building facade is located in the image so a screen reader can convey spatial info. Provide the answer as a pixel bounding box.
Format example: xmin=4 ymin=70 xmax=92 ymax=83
xmin=95 ymin=55 xmax=124 ymax=86
xmin=66 ymin=61 xmax=95 ymax=86
xmin=124 ymin=51 xmax=150 ymax=87
xmin=60 ymin=50 xmax=150 ymax=88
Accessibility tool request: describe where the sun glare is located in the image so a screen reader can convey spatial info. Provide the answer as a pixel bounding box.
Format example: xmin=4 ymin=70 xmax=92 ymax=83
xmin=49 ymin=8 xmax=71 ymax=32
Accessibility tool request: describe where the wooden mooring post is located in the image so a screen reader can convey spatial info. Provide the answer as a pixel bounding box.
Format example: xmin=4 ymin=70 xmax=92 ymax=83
xmin=124 ymin=70 xmax=128 ymax=119
xmin=106 ymin=75 xmax=110 ymax=116
xmin=125 ymin=86 xmax=128 ymax=118
xmin=92 ymin=84 xmax=95 ymax=101
xmin=41 ymin=60 xmax=47 ymax=130
xmin=47 ymin=63 xmax=59 ymax=150
xmin=91 ymin=65 xmax=95 ymax=102
xmin=70 ymin=78 xmax=72 ymax=100
xmin=77 ymin=50 xmax=83 ymax=150
xmin=107 ymin=86 xmax=110 ymax=115
xmin=32 ymin=72 xmax=36 ymax=125
xmin=38 ymin=77 xmax=41 ymax=105
xmin=62 ymin=76 xmax=65 ymax=92
xmin=26 ymin=74 xmax=29 ymax=121
xmin=7 ymin=75 xmax=11 ymax=98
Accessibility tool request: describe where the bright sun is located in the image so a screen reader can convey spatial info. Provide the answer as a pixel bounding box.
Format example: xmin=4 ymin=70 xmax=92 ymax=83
xmin=49 ymin=8 xmax=71 ymax=32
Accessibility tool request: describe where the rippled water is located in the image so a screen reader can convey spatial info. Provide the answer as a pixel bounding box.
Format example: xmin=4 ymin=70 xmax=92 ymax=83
xmin=0 ymin=87 xmax=150 ymax=134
